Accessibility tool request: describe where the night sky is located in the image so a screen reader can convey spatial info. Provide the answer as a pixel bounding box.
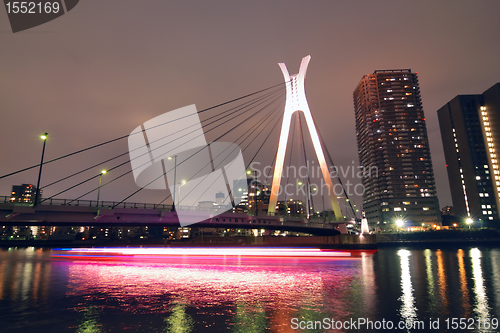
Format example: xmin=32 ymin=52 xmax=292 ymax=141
xmin=2 ymin=0 xmax=500 ymax=209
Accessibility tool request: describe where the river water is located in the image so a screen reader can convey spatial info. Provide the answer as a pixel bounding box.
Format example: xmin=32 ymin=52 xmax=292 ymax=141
xmin=0 ymin=246 xmax=499 ymax=332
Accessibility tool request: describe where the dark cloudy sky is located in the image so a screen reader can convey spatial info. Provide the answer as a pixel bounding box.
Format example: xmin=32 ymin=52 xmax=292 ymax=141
xmin=2 ymin=0 xmax=500 ymax=209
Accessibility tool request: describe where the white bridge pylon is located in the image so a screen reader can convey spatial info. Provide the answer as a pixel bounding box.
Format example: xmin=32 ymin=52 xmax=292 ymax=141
xmin=267 ymin=55 xmax=343 ymax=219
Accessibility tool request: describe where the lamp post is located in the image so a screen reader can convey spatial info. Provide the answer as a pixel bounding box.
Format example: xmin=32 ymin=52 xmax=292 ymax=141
xmin=178 ymin=179 xmax=186 ymax=208
xmin=97 ymin=170 xmax=107 ymax=207
xmin=168 ymin=155 xmax=177 ymax=211
xmin=34 ymin=133 xmax=48 ymax=207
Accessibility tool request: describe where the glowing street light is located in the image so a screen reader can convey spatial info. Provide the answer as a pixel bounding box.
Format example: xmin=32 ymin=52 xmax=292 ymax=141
xmin=466 ymin=218 xmax=473 ymax=229
xmin=168 ymin=155 xmax=177 ymax=210
xmin=97 ymin=170 xmax=107 ymax=206
xmin=396 ymin=219 xmax=404 ymax=229
xmin=34 ymin=132 xmax=48 ymax=207
xmin=177 ymin=179 xmax=187 ymax=208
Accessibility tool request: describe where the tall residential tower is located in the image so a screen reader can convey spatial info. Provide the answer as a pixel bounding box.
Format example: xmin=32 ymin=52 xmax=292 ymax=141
xmin=437 ymin=83 xmax=500 ymax=226
xmin=353 ymin=70 xmax=440 ymax=229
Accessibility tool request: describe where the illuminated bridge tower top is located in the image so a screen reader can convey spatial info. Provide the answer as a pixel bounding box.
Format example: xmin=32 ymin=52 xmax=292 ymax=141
xmin=267 ymin=55 xmax=342 ymax=219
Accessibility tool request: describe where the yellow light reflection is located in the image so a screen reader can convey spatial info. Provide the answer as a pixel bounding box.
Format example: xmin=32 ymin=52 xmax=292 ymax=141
xmin=163 ymin=300 xmax=194 ymax=333
xmin=424 ymin=249 xmax=437 ymax=313
xmin=457 ymin=249 xmax=471 ymax=317
xmin=32 ymin=262 xmax=42 ymax=304
xmin=398 ymin=249 xmax=418 ymax=324
xmin=0 ymin=261 xmax=6 ymax=300
xmin=77 ymin=307 xmax=103 ymax=333
xmin=435 ymin=250 xmax=449 ymax=313
xmin=232 ymin=302 xmax=266 ymax=333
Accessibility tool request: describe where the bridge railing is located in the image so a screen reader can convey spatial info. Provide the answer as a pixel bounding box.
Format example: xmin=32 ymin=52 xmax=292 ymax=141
xmin=0 ymin=195 xmax=173 ymax=210
xmin=1 ymin=195 xmax=353 ymax=223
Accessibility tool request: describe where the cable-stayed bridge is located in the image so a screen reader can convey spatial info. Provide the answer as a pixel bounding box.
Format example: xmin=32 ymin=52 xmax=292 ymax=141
xmin=0 ymin=197 xmax=345 ymax=236
xmin=0 ymin=56 xmax=358 ymax=236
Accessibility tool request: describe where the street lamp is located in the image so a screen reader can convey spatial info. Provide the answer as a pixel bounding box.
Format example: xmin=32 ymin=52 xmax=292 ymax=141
xmin=466 ymin=217 xmax=473 ymax=229
xmin=168 ymin=155 xmax=177 ymax=210
xmin=97 ymin=170 xmax=107 ymax=206
xmin=34 ymin=132 xmax=48 ymax=207
xmin=396 ymin=218 xmax=404 ymax=230
xmin=177 ymin=179 xmax=187 ymax=208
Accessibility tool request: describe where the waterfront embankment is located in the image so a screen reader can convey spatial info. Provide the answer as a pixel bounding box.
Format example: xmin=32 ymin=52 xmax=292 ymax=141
xmin=1 ymin=229 xmax=499 ymax=248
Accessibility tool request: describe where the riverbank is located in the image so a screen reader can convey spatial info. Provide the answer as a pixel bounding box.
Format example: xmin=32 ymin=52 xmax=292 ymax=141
xmin=1 ymin=229 xmax=499 ymax=249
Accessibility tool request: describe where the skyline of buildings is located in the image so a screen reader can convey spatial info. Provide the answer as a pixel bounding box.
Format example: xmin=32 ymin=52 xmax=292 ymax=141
xmin=353 ymin=69 xmax=441 ymax=228
xmin=437 ymin=83 xmax=500 ymax=226
xmin=4 ymin=76 xmax=500 ymax=230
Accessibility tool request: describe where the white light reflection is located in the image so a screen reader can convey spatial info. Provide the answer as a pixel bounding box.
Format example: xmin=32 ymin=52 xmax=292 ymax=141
xmin=398 ymin=249 xmax=417 ymax=326
xmin=361 ymin=252 xmax=376 ymax=314
xmin=490 ymin=249 xmax=500 ymax=320
xmin=470 ymin=248 xmax=491 ymax=326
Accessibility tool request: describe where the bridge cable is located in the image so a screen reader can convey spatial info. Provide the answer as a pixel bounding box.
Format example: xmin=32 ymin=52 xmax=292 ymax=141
xmin=40 ymin=88 xmax=285 ymax=202
xmin=0 ymin=82 xmax=286 ymax=181
xmin=101 ymin=93 xmax=285 ymax=207
xmin=154 ymin=99 xmax=285 ymax=207
xmin=297 ymin=112 xmax=315 ymax=216
xmin=316 ymin=123 xmax=357 ymax=218
xmin=282 ymin=112 xmax=298 ymax=204
xmin=175 ymin=100 xmax=285 ymax=209
xmin=41 ymin=85 xmax=285 ymax=190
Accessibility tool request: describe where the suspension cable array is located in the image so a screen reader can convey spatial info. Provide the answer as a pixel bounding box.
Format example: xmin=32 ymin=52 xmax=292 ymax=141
xmin=2 ymin=80 xmax=354 ymax=219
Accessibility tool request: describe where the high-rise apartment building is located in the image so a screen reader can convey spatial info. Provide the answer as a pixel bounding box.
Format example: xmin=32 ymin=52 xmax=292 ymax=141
xmin=353 ymin=69 xmax=440 ymax=228
xmin=437 ymin=83 xmax=500 ymax=226
xmin=10 ymin=184 xmax=41 ymax=204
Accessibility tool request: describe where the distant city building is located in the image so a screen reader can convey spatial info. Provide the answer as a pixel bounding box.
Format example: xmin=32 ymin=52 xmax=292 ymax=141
xmin=197 ymin=192 xmax=232 ymax=214
xmin=441 ymin=206 xmax=454 ymax=216
xmin=233 ymin=179 xmax=249 ymax=208
xmin=198 ymin=201 xmax=216 ymax=211
xmin=277 ymin=199 xmax=305 ymax=216
xmin=353 ymin=69 xmax=440 ymax=228
xmin=440 ymin=206 xmax=457 ymax=226
xmin=437 ymin=83 xmax=500 ymax=226
xmin=215 ymin=192 xmax=225 ymax=205
xmin=233 ymin=177 xmax=270 ymax=215
xmin=10 ymin=184 xmax=41 ymax=204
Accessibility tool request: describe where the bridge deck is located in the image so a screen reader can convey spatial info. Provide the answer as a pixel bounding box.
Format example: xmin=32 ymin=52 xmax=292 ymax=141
xmin=0 ymin=200 xmax=352 ymax=235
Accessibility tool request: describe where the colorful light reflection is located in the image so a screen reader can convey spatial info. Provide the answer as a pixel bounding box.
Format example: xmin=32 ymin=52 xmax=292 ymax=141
xmin=51 ymin=247 xmax=376 ymax=262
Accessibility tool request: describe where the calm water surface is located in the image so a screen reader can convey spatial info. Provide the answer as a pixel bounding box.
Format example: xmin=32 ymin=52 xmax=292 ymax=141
xmin=1 ymin=246 xmax=500 ymax=332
